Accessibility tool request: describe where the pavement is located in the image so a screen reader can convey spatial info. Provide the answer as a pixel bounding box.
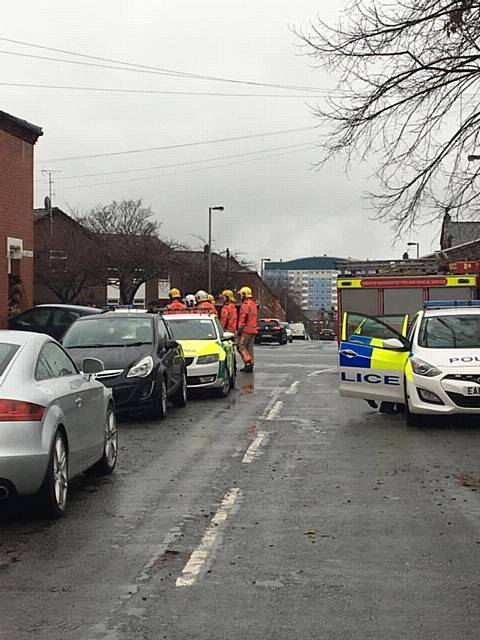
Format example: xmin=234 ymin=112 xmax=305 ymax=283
xmin=1 ymin=340 xmax=480 ymax=639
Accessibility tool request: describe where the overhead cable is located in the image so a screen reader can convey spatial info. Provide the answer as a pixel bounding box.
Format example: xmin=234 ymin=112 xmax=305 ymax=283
xmin=43 ymin=125 xmax=318 ymax=162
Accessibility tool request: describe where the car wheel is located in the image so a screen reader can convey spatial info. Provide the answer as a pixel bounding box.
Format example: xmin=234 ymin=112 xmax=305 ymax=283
xmin=90 ymin=405 xmax=118 ymax=476
xmin=172 ymin=370 xmax=188 ymax=407
xmin=152 ymin=377 xmax=168 ymax=420
xmin=39 ymin=430 xmax=68 ymax=518
xmin=216 ymin=372 xmax=231 ymax=398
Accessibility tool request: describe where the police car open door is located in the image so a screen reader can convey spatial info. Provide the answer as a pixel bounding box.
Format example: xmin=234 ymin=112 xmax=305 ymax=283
xmin=339 ymin=312 xmax=410 ymax=402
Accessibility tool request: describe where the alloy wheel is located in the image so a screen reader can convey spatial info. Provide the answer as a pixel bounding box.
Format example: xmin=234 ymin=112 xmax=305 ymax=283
xmin=53 ymin=435 xmax=68 ymax=511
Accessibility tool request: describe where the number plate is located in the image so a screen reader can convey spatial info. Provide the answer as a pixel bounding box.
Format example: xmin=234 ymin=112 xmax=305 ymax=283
xmin=263 ymin=334 xmax=272 ymax=338
xmin=464 ymin=386 xmax=480 ymax=396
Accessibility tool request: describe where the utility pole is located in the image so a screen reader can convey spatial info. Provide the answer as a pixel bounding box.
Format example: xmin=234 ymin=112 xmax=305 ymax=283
xmin=208 ymin=205 xmax=224 ymax=294
xmin=41 ymin=169 xmax=61 ymax=238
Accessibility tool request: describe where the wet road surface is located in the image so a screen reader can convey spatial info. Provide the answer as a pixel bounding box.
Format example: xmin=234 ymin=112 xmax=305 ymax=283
xmin=1 ymin=340 xmax=480 ymax=639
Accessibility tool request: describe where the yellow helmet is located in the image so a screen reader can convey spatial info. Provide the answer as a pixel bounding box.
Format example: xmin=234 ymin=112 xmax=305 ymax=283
xmin=239 ymin=286 xmax=252 ymax=298
xmin=169 ymin=287 xmax=181 ymax=299
xmin=222 ymin=289 xmax=234 ymax=301
xmin=208 ymin=294 xmax=215 ymax=304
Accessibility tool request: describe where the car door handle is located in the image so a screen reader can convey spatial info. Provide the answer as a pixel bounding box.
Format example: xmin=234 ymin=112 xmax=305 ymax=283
xmin=339 ymin=349 xmax=358 ymax=359
xmin=75 ymin=398 xmax=83 ymax=408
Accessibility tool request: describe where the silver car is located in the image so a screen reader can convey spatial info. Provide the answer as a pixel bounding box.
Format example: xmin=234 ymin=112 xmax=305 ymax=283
xmin=0 ymin=331 xmax=117 ymax=517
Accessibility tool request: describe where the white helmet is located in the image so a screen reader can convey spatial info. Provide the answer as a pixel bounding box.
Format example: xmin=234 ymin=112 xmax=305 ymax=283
xmin=195 ymin=289 xmax=208 ymax=302
xmin=185 ymin=294 xmax=196 ymax=308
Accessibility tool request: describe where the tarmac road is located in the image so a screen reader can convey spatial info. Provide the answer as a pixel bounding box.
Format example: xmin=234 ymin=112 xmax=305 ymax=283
xmin=1 ymin=340 xmax=480 ymax=639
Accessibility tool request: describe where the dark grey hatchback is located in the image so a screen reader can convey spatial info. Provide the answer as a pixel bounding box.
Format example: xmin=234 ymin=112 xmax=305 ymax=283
xmin=62 ymin=312 xmax=187 ymax=418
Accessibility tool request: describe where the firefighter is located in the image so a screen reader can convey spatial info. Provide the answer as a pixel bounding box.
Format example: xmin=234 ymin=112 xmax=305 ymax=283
xmin=220 ymin=289 xmax=238 ymax=333
xmin=237 ymin=286 xmax=258 ymax=373
xmin=195 ymin=290 xmax=218 ymax=315
xmin=167 ymin=288 xmax=186 ymax=311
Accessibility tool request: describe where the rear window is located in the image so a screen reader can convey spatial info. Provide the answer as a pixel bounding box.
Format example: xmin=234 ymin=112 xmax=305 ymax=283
xmin=0 ymin=343 xmax=20 ymax=376
xmin=259 ymin=320 xmax=280 ymax=328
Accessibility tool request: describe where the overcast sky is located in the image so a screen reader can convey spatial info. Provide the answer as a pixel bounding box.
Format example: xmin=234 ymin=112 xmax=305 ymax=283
xmin=2 ymin=0 xmax=439 ymax=268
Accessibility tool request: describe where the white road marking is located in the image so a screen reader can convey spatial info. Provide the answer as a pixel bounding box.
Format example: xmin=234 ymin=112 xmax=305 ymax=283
xmin=307 ymin=367 xmax=338 ymax=377
xmin=285 ymin=380 xmax=300 ymax=395
xmin=176 ymin=488 xmax=242 ymax=587
xmin=265 ymin=400 xmax=283 ymax=421
xmin=242 ymin=431 xmax=268 ymax=463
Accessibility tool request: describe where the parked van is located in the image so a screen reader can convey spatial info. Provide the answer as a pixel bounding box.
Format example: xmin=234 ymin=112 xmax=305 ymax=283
xmin=290 ymin=322 xmax=307 ymax=340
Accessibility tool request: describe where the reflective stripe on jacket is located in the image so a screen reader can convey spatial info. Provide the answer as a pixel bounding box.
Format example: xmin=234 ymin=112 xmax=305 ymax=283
xmin=238 ymin=299 xmax=258 ymax=335
xmin=220 ymin=302 xmax=238 ymax=333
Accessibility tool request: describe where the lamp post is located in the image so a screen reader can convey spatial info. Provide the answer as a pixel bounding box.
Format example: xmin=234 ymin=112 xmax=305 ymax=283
xmin=468 ymin=155 xmax=480 ymax=161
xmin=208 ymin=206 xmax=224 ymax=294
xmin=259 ymin=258 xmax=271 ymax=316
xmin=407 ymin=242 xmax=420 ymax=259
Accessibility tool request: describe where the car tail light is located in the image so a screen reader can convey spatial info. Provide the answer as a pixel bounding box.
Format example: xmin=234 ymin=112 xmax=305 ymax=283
xmin=0 ymin=400 xmax=46 ymax=421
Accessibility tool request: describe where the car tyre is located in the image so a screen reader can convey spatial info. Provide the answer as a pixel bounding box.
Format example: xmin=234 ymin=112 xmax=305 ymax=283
xmin=172 ymin=370 xmax=188 ymax=407
xmin=216 ymin=372 xmax=231 ymax=398
xmin=152 ymin=377 xmax=168 ymax=420
xmin=38 ymin=430 xmax=68 ymax=518
xmin=90 ymin=405 xmax=118 ymax=476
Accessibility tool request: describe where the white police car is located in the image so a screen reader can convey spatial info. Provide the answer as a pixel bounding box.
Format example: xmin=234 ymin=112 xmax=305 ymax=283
xmin=339 ymin=301 xmax=480 ymax=425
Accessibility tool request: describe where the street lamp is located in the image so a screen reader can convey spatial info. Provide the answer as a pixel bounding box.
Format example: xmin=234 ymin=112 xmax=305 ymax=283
xmin=468 ymin=155 xmax=480 ymax=161
xmin=208 ymin=206 xmax=224 ymax=294
xmin=407 ymin=242 xmax=420 ymax=259
xmin=259 ymin=258 xmax=271 ymax=316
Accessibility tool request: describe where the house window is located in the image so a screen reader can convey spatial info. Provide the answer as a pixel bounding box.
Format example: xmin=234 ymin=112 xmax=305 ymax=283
xmin=49 ymin=250 xmax=67 ymax=272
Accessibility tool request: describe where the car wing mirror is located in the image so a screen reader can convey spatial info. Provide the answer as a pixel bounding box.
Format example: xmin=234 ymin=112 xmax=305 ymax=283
xmin=221 ymin=331 xmax=235 ymax=341
xmin=165 ymin=339 xmax=178 ymax=350
xmin=383 ymin=337 xmax=408 ymax=351
xmin=82 ymin=357 xmax=104 ymax=375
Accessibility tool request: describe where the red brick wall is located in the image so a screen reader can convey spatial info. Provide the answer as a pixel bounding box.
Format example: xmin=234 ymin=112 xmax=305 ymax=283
xmin=0 ymin=130 xmax=35 ymax=327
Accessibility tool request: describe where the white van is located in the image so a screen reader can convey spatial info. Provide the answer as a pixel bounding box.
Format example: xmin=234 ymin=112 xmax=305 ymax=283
xmin=290 ymin=322 xmax=307 ymax=340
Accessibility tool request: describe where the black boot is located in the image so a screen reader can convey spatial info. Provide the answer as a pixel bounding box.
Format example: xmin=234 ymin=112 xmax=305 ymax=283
xmin=240 ymin=363 xmax=254 ymax=373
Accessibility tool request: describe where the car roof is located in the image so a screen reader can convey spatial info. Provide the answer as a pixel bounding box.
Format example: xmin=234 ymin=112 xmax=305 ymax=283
xmin=36 ymin=304 xmax=103 ymax=314
xmin=424 ymin=307 xmax=480 ymax=318
xmin=74 ymin=311 xmax=156 ymax=320
xmin=163 ymin=313 xmax=216 ymax=320
xmin=0 ymin=330 xmax=49 ymax=346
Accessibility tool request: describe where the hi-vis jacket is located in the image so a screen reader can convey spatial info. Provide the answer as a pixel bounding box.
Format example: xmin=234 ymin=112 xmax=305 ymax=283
xmin=220 ymin=302 xmax=238 ymax=333
xmin=197 ymin=300 xmax=218 ymax=316
xmin=238 ymin=299 xmax=258 ymax=335
xmin=168 ymin=299 xmax=186 ymax=311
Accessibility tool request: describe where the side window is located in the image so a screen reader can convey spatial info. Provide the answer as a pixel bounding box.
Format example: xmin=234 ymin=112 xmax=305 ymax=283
xmin=52 ymin=309 xmax=80 ymax=328
xmin=35 ymin=342 xmax=78 ymax=380
xmin=346 ymin=313 xmax=400 ymax=342
xmin=15 ymin=308 xmax=51 ymax=328
xmin=157 ymin=318 xmax=169 ymax=342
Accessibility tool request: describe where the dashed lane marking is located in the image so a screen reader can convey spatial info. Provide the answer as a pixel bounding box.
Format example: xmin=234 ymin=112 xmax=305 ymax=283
xmin=242 ymin=431 xmax=268 ymax=463
xmin=176 ymin=488 xmax=242 ymax=587
xmin=265 ymin=400 xmax=283 ymax=421
xmin=285 ymin=380 xmax=300 ymax=395
xmin=307 ymin=367 xmax=337 ymax=377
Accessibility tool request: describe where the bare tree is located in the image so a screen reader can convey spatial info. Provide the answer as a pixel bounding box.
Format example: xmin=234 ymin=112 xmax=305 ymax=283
xmin=34 ymin=212 xmax=104 ymax=304
xmin=263 ymin=274 xmax=306 ymax=322
xmin=296 ymin=0 xmax=480 ymax=232
xmin=80 ymin=199 xmax=174 ymax=304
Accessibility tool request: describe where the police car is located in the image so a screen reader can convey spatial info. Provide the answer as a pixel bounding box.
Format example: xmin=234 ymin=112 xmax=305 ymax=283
xmin=339 ymin=301 xmax=480 ymax=425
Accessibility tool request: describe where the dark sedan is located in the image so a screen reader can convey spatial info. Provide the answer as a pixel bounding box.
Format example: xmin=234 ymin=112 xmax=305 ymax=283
xmin=9 ymin=304 xmax=102 ymax=340
xmin=256 ymin=318 xmax=288 ymax=345
xmin=63 ymin=312 xmax=187 ymax=418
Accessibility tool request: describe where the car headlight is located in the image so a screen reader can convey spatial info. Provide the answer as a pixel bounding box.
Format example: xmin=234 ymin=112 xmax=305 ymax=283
xmin=127 ymin=355 xmax=154 ymax=378
xmin=197 ymin=354 xmax=219 ymax=365
xmin=410 ymin=357 xmax=442 ymax=378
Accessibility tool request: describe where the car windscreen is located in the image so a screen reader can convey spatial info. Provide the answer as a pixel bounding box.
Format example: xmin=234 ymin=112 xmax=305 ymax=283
xmin=166 ymin=318 xmax=217 ymax=340
xmin=0 ymin=343 xmax=20 ymax=376
xmin=419 ymin=315 xmax=480 ymax=349
xmin=63 ymin=317 xmax=154 ymax=348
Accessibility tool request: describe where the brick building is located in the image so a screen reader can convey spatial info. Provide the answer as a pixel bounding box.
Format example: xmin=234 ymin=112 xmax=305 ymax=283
xmin=0 ymin=110 xmax=42 ymax=327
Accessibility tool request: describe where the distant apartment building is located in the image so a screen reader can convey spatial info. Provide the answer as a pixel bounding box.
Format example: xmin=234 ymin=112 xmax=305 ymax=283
xmin=263 ymin=256 xmax=345 ymax=312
